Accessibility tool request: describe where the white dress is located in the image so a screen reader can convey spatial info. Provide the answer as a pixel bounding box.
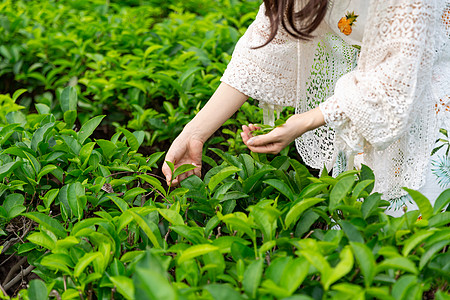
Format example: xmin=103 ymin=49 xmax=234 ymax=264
xmin=221 ymin=0 xmax=450 ymax=216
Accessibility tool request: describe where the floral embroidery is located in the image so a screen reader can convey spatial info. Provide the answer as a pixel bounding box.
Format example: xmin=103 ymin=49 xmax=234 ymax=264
xmin=338 ymin=11 xmax=358 ymax=35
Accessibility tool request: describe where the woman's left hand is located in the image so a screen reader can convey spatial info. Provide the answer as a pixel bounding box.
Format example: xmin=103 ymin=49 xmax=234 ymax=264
xmin=241 ymin=108 xmax=326 ymax=154
xmin=241 ymin=123 xmax=298 ymax=154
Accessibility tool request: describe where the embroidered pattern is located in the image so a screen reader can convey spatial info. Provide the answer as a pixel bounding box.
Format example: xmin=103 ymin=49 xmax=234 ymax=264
xmin=337 ymin=11 xmax=358 ymax=35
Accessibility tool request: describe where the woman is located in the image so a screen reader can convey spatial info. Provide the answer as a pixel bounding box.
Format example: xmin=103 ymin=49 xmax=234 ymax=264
xmin=163 ymin=0 xmax=449 ymax=216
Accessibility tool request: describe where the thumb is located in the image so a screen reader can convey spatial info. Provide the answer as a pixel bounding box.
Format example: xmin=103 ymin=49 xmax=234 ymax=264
xmin=162 ymin=157 xmax=175 ymax=183
xmin=247 ymin=132 xmax=276 ymax=147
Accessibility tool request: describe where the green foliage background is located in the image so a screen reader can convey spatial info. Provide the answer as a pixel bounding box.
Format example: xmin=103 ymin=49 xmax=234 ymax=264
xmin=0 ymin=0 xmax=449 ymax=300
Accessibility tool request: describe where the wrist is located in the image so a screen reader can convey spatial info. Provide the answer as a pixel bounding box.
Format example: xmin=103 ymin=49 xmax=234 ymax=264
xmin=181 ymin=121 xmax=208 ymax=144
xmin=286 ymin=107 xmax=326 ymax=139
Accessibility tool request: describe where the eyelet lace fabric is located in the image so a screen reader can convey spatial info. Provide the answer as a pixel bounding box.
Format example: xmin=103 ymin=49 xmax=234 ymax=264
xmin=221 ymin=6 xmax=298 ymax=108
xmin=222 ymin=0 xmax=449 ymax=200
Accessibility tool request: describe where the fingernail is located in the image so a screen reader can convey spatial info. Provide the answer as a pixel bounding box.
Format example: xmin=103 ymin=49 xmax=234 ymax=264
xmin=248 ymin=138 xmax=254 ymax=146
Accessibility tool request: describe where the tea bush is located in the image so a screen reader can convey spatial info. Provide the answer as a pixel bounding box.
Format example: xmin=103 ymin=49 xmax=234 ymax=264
xmin=0 ymin=0 xmax=262 ymax=148
xmin=0 ymin=88 xmax=449 ymax=299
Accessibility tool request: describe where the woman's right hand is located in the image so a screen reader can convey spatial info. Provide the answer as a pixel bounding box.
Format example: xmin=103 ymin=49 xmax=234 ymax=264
xmin=162 ymin=133 xmax=203 ymax=186
xmin=162 ymin=82 xmax=248 ymax=186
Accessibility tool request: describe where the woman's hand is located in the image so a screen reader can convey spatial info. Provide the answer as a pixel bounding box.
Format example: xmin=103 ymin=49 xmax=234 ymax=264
xmin=241 ymin=107 xmax=326 ymax=154
xmin=162 ymin=133 xmax=203 ymax=186
xmin=241 ymin=122 xmax=298 ymax=154
xmin=161 ymin=83 xmax=248 ymax=185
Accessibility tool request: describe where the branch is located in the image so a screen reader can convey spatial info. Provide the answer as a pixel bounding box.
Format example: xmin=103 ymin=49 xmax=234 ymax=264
xmin=2 ymin=256 xmax=27 ymax=286
xmin=0 ymin=282 xmax=7 ymax=298
xmin=4 ymin=264 xmax=35 ymax=291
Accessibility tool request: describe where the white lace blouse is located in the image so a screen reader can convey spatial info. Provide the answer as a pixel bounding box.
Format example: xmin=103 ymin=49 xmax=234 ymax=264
xmin=221 ymin=0 xmax=450 ymax=201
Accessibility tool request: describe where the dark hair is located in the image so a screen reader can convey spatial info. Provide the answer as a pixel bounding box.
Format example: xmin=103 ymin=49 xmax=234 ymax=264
xmin=258 ymin=0 xmax=328 ymax=48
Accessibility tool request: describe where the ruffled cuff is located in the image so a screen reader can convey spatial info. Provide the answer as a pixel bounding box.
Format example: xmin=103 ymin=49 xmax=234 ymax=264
xmin=319 ymin=95 xmax=364 ymax=153
xmin=319 ymin=95 xmax=346 ymax=127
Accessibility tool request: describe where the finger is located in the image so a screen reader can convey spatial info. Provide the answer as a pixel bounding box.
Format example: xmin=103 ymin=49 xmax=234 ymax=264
xmin=177 ymin=172 xmax=188 ymax=184
xmin=242 ymin=125 xmax=252 ymax=136
xmin=185 ymin=170 xmax=195 ymax=179
xmin=247 ymin=143 xmax=282 ymax=155
xmin=170 ymin=177 xmax=179 ymax=186
xmin=249 ymin=124 xmax=258 ymax=132
xmin=193 ymin=165 xmax=202 ymax=177
xmin=247 ymin=132 xmax=279 ymax=147
xmin=241 ymin=130 xmax=252 ymax=144
xmin=162 ymin=161 xmax=173 ymax=184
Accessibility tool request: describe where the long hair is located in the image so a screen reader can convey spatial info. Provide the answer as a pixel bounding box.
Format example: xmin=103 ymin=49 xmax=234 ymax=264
xmin=258 ymin=0 xmax=328 ymax=48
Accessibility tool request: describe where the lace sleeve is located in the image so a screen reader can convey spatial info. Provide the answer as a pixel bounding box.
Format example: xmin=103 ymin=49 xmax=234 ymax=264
xmin=220 ymin=4 xmax=298 ymax=107
xmin=320 ymin=0 xmax=438 ymax=151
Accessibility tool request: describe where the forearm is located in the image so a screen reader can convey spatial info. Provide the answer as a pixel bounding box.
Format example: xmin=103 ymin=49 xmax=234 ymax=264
xmin=183 ymin=82 xmax=248 ymax=143
xmin=286 ymin=107 xmax=325 ymax=138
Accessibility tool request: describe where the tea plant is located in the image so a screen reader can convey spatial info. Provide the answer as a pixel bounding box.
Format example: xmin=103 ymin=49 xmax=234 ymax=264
xmin=0 ymin=0 xmax=261 ymax=148
xmin=0 ymin=88 xmax=449 ymax=299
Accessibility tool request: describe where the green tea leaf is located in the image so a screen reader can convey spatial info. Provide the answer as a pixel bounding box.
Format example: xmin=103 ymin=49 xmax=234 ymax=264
xmin=27 ymin=231 xmax=56 ymax=250
xmin=63 ymin=110 xmax=77 ymax=128
xmin=110 ymin=276 xmax=134 ymax=300
xmin=0 ymin=161 xmax=21 ymax=179
xmin=134 ymin=267 xmax=177 ymax=300
xmin=208 ymin=166 xmax=241 ymax=191
xmin=340 ymin=220 xmax=364 ymax=244
xmin=361 ymin=193 xmax=383 ymax=219
xmin=329 ymin=175 xmax=355 ymax=211
xmin=67 ymin=182 xmax=85 ymax=219
xmin=221 ymin=213 xmax=255 ymax=240
xmin=391 ymin=275 xmax=417 ymax=300
xmin=28 ymin=280 xmax=48 ymax=300
xmin=79 ymin=142 xmax=96 ymax=166
xmin=285 ymin=198 xmax=324 ymax=229
xmin=281 ymin=257 xmax=309 ymax=294
xmin=158 ymin=209 xmax=184 ymax=226
xmin=419 ymin=240 xmax=449 ymax=270
xmin=123 ymin=187 xmax=146 ymax=203
xmin=12 ymin=89 xmax=27 ymax=102
xmin=118 ymin=127 xmax=140 ymax=151
xmin=129 ymin=211 xmax=162 ymax=249
xmin=252 ymin=206 xmax=279 ymax=242
xmin=242 ymin=259 xmax=264 ymax=298
xmin=3 ymin=194 xmax=25 ymax=219
xmin=376 ymin=257 xmax=418 ymax=275
xmin=263 ymin=179 xmax=295 ymax=201
xmin=323 ymin=245 xmax=354 ymax=290
xmin=428 ymin=212 xmax=450 ymax=227
xmin=23 ymin=212 xmax=66 ymax=238
xmin=300 ymin=249 xmax=331 ymax=278
xmin=78 ymin=115 xmax=105 ymax=144
xmin=178 ymin=244 xmax=219 ymax=264
xmin=31 ymin=122 xmax=54 ymax=152
xmin=298 ymin=183 xmax=328 ymax=199
xmin=172 ymin=164 xmax=198 ymax=180
xmin=108 ymin=196 xmax=129 ymax=212
xmin=404 ymin=188 xmax=433 ymax=220
xmin=137 ymin=174 xmax=166 ymax=197
xmin=350 ymin=242 xmax=376 ymax=287
xmin=37 ymin=165 xmax=57 ymax=182
xmin=60 ymin=86 xmax=77 ymax=113
xmin=74 ymin=252 xmax=102 ymax=277
xmin=351 ymin=179 xmax=375 ymax=200
xmin=402 ymin=230 xmax=435 ymax=256
xmin=204 ymin=284 xmax=243 ymax=300
xmin=40 ymin=254 xmax=73 ymax=274
xmin=434 ymin=189 xmax=450 ymax=214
